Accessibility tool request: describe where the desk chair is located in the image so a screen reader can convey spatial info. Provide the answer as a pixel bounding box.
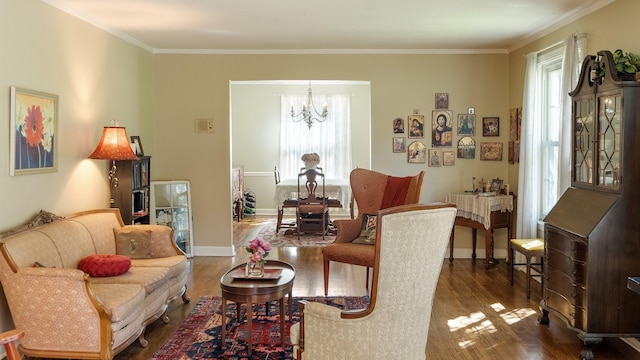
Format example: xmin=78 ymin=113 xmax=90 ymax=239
xmin=275 ymin=166 xmax=297 ymax=233
xmin=509 ymin=238 xmax=544 ymax=299
xmin=0 ymin=329 xmax=24 ymax=360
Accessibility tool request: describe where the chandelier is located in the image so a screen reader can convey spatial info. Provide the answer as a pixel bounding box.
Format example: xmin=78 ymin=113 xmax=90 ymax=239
xmin=290 ymin=83 xmax=328 ymax=129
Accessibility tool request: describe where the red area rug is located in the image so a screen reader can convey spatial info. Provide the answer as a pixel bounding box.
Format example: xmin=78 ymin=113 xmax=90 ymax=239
xmin=240 ymin=221 xmax=336 ymax=248
xmin=152 ymin=295 xmax=369 ymax=360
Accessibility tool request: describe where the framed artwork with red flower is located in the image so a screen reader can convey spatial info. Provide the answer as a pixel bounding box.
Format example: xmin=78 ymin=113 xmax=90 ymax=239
xmin=10 ymin=87 xmax=59 ymax=176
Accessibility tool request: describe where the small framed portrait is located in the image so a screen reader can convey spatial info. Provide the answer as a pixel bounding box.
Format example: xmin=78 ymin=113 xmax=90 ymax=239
xmin=407 ymin=141 xmax=426 ymax=163
xmin=130 ymin=136 xmax=144 ymax=156
xmin=468 ymin=107 xmax=475 ymax=114
xmin=482 ymin=117 xmax=500 ymax=137
xmin=457 ymin=136 xmax=476 ymax=159
xmin=392 ymin=117 xmax=405 ymax=134
xmin=457 ymin=114 xmax=475 ymax=135
xmin=431 ymin=110 xmax=453 ymax=147
xmin=435 ymin=93 xmax=449 ymax=109
xmin=480 ymin=142 xmax=503 ymax=161
xmin=443 ymin=151 xmax=455 ymax=166
xmin=408 ymin=115 xmax=425 ymax=138
xmin=490 ymin=178 xmax=504 ymax=192
xmin=428 ymin=149 xmax=442 ymax=167
xmin=393 ymin=137 xmax=406 ymax=153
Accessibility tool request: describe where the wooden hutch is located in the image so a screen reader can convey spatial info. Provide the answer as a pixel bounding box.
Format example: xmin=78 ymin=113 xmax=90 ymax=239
xmin=541 ymin=50 xmax=640 ymax=359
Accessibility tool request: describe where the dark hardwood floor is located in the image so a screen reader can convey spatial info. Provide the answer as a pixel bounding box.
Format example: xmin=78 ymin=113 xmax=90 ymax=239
xmin=110 ymin=216 xmax=640 ymax=360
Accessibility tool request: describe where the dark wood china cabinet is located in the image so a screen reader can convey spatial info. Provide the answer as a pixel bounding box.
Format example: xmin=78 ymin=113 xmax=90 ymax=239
xmin=541 ymin=50 xmax=640 ymax=359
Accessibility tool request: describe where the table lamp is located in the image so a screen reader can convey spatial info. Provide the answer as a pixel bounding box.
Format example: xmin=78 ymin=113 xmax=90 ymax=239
xmin=89 ymin=122 xmax=138 ymax=206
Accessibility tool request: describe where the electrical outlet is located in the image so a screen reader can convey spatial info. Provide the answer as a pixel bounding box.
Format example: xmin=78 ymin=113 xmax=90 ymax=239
xmin=195 ymin=118 xmax=215 ymax=133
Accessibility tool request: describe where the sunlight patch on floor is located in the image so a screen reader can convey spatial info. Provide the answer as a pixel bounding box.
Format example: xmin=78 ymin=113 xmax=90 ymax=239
xmin=448 ymin=311 xmax=486 ymax=332
xmin=490 ymin=302 xmax=537 ymax=325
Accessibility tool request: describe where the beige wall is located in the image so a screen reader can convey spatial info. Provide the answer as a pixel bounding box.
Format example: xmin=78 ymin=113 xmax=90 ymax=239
xmin=0 ymin=1 xmax=154 ymax=333
xmin=153 ymin=53 xmax=511 ymax=257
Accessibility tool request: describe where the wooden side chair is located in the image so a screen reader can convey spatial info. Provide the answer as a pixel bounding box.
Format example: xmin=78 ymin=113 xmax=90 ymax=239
xmin=509 ymin=238 xmax=545 ymax=299
xmin=321 ymin=168 xmax=424 ymax=295
xmin=274 ymin=166 xmax=297 ymax=233
xmin=291 ymin=204 xmax=457 ymax=360
xmin=0 ymin=329 xmax=24 ymax=360
xmin=296 ymin=169 xmax=329 ymax=239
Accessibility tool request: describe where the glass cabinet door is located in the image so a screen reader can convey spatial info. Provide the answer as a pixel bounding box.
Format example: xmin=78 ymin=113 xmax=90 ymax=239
xmin=150 ymin=180 xmax=194 ymax=257
xmin=573 ymin=98 xmax=595 ymax=186
xmin=597 ymin=94 xmax=622 ymax=190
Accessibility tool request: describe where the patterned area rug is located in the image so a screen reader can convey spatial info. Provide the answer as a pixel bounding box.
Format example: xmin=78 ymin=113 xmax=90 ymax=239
xmin=152 ymin=295 xmax=369 ymax=360
xmin=239 ymin=221 xmax=336 ymax=247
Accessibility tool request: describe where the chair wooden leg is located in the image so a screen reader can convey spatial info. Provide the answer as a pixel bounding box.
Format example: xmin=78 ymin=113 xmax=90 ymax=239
xmin=323 ymin=259 xmax=330 ymax=296
xmin=276 ymin=208 xmax=284 ymax=233
xmin=0 ymin=329 xmax=24 ymax=360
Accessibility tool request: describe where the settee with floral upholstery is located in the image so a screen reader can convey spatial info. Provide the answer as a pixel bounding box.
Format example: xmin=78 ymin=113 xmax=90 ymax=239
xmin=0 ymin=208 xmax=190 ymax=359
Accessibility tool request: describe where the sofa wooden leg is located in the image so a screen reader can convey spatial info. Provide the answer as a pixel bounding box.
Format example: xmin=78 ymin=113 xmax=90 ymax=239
xmin=138 ymin=329 xmax=149 ymax=348
xmin=162 ymin=312 xmax=170 ymax=324
xmin=181 ymin=286 xmax=191 ymax=303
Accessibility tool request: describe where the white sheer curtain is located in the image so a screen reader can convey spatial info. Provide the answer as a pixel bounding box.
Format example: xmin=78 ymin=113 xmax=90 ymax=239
xmin=558 ymin=34 xmax=586 ymax=194
xmin=516 ymin=34 xmax=584 ymax=239
xmin=279 ymin=93 xmax=352 ymax=180
xmin=516 ymin=52 xmax=541 ymax=239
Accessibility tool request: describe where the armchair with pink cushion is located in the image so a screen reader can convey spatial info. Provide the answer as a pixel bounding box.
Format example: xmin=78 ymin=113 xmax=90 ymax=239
xmin=321 ymin=168 xmax=424 ymax=295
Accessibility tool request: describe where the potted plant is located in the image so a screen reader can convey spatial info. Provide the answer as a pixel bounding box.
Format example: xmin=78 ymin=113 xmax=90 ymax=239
xmin=611 ymin=49 xmax=640 ymax=81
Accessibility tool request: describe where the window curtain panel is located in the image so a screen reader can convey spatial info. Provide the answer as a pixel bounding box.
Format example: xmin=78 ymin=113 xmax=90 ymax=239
xmin=558 ymin=33 xmax=586 ymax=195
xmin=279 ymin=93 xmax=352 ymax=181
xmin=516 ymin=52 xmax=541 ymax=239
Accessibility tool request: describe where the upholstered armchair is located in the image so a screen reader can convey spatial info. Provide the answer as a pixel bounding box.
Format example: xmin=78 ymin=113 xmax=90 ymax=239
xmin=321 ymin=168 xmax=424 ymax=295
xmin=291 ymin=203 xmax=457 ymax=360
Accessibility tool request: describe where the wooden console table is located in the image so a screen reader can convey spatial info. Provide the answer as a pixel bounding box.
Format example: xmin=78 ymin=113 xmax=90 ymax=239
xmin=445 ymin=193 xmax=514 ymax=269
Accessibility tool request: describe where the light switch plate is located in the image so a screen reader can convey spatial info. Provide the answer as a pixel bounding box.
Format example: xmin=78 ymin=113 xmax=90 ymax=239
xmin=195 ymin=118 xmax=215 ymax=133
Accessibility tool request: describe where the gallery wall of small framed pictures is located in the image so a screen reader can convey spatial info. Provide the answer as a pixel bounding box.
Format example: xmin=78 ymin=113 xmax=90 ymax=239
xmin=390 ymin=93 xmax=511 ymax=167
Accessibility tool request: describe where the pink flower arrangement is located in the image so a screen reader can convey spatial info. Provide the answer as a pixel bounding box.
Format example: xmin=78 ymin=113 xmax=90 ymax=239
xmin=246 ymin=238 xmax=271 ymax=264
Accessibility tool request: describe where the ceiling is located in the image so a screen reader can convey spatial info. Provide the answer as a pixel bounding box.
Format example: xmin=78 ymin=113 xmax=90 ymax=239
xmin=43 ymin=0 xmax=612 ymax=53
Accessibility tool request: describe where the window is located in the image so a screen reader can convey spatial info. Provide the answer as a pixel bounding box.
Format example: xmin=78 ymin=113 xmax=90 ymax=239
xmin=278 ymin=93 xmax=352 ymax=180
xmin=538 ymin=50 xmax=562 ymax=218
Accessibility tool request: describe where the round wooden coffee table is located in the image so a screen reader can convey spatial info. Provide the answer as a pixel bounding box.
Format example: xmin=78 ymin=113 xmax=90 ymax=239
xmin=220 ymin=260 xmax=295 ymax=354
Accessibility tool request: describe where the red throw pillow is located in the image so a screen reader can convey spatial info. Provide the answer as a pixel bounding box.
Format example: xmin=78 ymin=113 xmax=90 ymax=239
xmin=78 ymin=254 xmax=131 ymax=277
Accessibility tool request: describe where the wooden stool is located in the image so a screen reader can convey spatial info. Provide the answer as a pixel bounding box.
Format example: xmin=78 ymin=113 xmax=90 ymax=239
xmin=0 ymin=329 xmax=24 ymax=360
xmin=509 ymin=238 xmax=544 ymax=299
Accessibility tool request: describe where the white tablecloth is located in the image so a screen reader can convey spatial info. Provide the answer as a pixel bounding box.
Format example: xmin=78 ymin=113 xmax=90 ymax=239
xmin=445 ymin=193 xmax=513 ymax=229
xmin=275 ymin=179 xmax=349 ymax=208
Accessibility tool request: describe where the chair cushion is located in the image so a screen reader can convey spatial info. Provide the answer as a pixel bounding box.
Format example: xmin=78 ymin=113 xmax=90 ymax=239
xmin=78 ymin=254 xmax=132 ymax=277
xmin=352 ymin=214 xmax=377 ymax=245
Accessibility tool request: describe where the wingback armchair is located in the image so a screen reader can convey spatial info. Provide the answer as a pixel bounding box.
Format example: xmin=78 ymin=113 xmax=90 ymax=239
xmin=321 ymin=168 xmax=424 ymax=295
xmin=291 ymin=203 xmax=457 ymax=360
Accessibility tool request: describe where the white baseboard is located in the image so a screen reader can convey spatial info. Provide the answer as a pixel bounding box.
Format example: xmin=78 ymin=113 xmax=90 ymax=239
xmin=622 ymin=338 xmax=640 ymax=353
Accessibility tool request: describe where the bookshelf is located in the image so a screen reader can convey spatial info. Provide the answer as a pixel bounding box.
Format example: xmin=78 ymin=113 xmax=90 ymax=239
xmin=114 ymin=156 xmax=151 ymax=225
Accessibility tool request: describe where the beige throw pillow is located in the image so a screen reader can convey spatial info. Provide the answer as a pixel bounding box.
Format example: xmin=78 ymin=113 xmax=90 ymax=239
xmin=352 ymin=214 xmax=377 ymax=245
xmin=114 ymin=226 xmax=153 ymax=259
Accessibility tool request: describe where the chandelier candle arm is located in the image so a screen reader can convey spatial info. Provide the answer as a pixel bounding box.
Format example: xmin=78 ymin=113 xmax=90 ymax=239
xmin=290 ymin=83 xmax=328 ymax=129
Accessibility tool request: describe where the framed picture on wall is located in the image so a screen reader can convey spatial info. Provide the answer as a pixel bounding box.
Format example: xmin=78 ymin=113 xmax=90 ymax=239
xmin=393 ymin=137 xmax=406 ymax=153
xmin=393 ymin=117 xmax=405 ymax=134
xmin=457 ymin=114 xmax=475 ymax=135
xmin=407 ymin=141 xmax=426 ymax=163
xmin=482 ymin=117 xmax=500 ymax=136
xmin=443 ymin=151 xmax=455 ymax=166
xmin=10 ymin=86 xmax=59 ymax=176
xmin=457 ymin=136 xmax=476 ymax=159
xmin=435 ymin=93 xmax=449 ymax=109
xmin=428 ymin=149 xmax=442 ymax=167
xmin=480 ymin=142 xmax=503 ymax=161
xmin=130 ymin=136 xmax=144 ymax=156
xmin=408 ymin=115 xmax=425 ymax=138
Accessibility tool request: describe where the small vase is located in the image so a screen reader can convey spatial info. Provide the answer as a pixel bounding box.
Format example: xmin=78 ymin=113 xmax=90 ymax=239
xmin=245 ymin=261 xmax=264 ymax=278
xmin=304 ymin=162 xmax=317 ymax=170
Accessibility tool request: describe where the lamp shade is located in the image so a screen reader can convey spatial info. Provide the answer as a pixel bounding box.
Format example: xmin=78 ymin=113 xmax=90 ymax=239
xmin=89 ymin=126 xmax=138 ymax=160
